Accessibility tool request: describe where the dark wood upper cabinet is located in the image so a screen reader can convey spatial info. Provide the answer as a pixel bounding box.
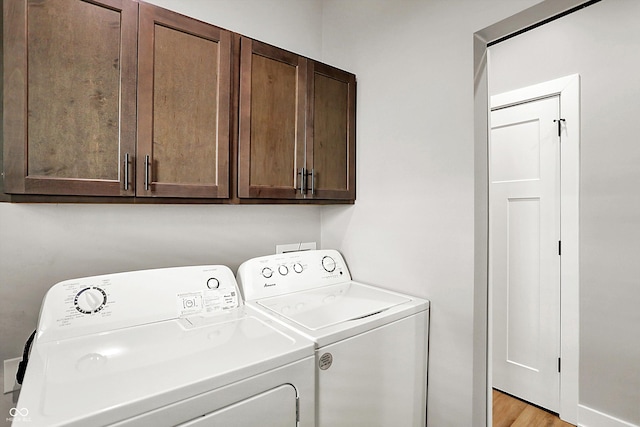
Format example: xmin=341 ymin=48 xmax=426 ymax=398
xmin=137 ymin=3 xmax=231 ymax=198
xmin=3 ymin=0 xmax=138 ymax=196
xmin=238 ymin=37 xmax=307 ymax=199
xmin=238 ymin=38 xmax=356 ymax=201
xmin=306 ymin=61 xmax=356 ymax=201
xmin=3 ymin=1 xmax=354 ymax=203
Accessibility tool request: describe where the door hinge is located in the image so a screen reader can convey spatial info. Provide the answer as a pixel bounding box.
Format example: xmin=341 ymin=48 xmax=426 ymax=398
xmin=558 ymin=357 xmax=561 ymax=373
xmin=553 ymin=118 xmax=566 ymax=137
xmin=558 ymin=240 xmax=562 ymax=256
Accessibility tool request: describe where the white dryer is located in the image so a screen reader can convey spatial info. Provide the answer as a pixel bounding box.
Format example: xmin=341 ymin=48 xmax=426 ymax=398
xmin=13 ymin=265 xmax=315 ymax=427
xmin=237 ymin=249 xmax=430 ymax=427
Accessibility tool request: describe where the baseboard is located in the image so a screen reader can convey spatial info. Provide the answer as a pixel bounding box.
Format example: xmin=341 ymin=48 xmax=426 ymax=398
xmin=579 ymin=404 xmax=639 ymax=427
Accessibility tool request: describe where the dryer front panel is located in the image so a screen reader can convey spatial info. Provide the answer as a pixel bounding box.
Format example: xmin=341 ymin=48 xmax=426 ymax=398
xmin=179 ymin=384 xmax=297 ymax=426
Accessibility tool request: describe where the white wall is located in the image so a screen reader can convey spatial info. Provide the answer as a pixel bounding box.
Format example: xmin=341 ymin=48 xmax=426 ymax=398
xmin=0 ymin=1 xmax=323 ymax=424
xmin=0 ymin=1 xmax=556 ymax=426
xmin=489 ymin=0 xmax=640 ymax=424
xmin=319 ymin=1 xmax=542 ymax=425
xmin=143 ymin=0 xmax=323 ymax=58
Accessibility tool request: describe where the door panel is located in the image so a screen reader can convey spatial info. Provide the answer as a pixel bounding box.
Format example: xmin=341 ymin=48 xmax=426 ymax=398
xmin=137 ymin=3 xmax=231 ymax=198
xmin=306 ymin=62 xmax=356 ymax=200
xmin=4 ymin=0 xmax=137 ymax=196
xmin=238 ymin=37 xmax=306 ymax=199
xmin=490 ymin=96 xmax=560 ymax=412
xmin=249 ymin=54 xmax=297 ymax=187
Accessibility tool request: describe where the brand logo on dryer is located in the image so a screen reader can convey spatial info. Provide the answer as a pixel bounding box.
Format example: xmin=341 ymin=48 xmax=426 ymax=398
xmin=263 ymin=283 xmax=276 ymax=288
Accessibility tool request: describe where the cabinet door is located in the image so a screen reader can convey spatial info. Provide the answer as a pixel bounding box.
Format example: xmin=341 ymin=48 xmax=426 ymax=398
xmin=3 ymin=0 xmax=137 ymax=196
xmin=306 ymin=61 xmax=356 ymax=201
xmin=137 ymin=3 xmax=231 ymax=198
xmin=238 ymin=37 xmax=307 ymax=199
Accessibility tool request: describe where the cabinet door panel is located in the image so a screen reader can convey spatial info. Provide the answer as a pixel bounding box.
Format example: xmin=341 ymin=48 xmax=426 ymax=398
xmin=239 ymin=38 xmax=306 ymax=199
xmin=307 ymin=62 xmax=356 ymax=200
xmin=3 ymin=0 xmax=137 ymax=196
xmin=137 ymin=3 xmax=231 ymax=198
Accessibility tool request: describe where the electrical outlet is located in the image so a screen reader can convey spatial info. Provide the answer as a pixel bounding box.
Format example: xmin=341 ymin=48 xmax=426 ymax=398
xmin=4 ymin=357 xmax=21 ymax=394
xmin=276 ymin=242 xmax=317 ymax=254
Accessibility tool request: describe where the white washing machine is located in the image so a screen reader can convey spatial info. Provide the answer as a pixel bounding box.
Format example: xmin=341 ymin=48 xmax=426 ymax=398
xmin=13 ymin=265 xmax=315 ymax=427
xmin=236 ymin=249 xmax=430 ymax=427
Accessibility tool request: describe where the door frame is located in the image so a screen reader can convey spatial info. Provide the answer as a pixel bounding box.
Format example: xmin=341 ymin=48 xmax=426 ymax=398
xmin=473 ymin=3 xmax=591 ymax=425
xmin=488 ymin=74 xmax=580 ymax=423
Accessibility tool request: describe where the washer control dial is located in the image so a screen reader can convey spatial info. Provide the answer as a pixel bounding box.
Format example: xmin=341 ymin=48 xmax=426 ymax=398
xmin=293 ymin=263 xmax=303 ymax=273
xmin=74 ymin=287 xmax=107 ymax=314
xmin=262 ymin=267 xmax=274 ymax=278
xmin=321 ymin=256 xmax=337 ymax=273
xmin=278 ymin=265 xmax=289 ymax=276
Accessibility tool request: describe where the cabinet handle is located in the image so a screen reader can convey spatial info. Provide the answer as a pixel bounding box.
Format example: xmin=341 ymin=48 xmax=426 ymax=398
xmin=123 ymin=153 xmax=129 ymax=191
xmin=310 ymin=169 xmax=315 ymax=195
xmin=144 ymin=155 xmax=150 ymax=191
xmin=298 ymin=167 xmax=306 ymax=195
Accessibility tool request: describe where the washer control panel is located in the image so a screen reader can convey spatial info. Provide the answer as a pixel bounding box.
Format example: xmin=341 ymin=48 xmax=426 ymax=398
xmin=237 ymin=249 xmax=352 ymax=300
xmin=37 ymin=265 xmax=240 ymax=343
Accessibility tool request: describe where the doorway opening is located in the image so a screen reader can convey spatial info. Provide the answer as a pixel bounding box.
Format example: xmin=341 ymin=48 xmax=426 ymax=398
xmin=488 ymin=75 xmax=580 ymax=424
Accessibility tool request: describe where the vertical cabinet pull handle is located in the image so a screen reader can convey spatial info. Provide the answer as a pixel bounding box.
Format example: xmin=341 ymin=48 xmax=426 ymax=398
xmin=310 ymin=169 xmax=315 ymax=195
xmin=298 ymin=168 xmax=306 ymax=195
xmin=123 ymin=153 xmax=129 ymax=191
xmin=144 ymin=155 xmax=150 ymax=191
xmin=296 ymin=168 xmax=315 ymax=196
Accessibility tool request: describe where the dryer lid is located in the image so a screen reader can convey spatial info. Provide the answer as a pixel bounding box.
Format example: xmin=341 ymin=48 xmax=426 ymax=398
xmin=256 ymin=282 xmax=410 ymax=330
xmin=15 ymin=310 xmax=312 ymax=427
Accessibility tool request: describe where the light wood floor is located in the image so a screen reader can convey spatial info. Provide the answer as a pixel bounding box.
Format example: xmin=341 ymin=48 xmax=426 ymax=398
xmin=493 ymin=389 xmax=575 ymax=427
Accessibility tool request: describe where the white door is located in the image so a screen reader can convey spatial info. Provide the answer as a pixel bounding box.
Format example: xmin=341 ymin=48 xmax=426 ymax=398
xmin=490 ymin=95 xmax=560 ymax=412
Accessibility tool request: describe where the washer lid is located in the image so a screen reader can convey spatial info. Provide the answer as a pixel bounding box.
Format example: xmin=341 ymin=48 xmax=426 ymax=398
xmin=256 ymin=282 xmax=410 ymax=330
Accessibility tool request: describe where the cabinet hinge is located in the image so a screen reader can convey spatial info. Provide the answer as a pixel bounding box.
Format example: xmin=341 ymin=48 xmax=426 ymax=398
xmin=558 ymin=357 xmax=561 ymax=373
xmin=558 ymin=240 xmax=561 ymax=256
xmin=553 ymin=118 xmax=566 ymax=138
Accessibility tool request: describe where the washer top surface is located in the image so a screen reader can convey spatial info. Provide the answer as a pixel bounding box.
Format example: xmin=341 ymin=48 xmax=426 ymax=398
xmin=15 ymin=265 xmax=314 ymax=427
xmin=256 ymin=281 xmax=410 ymax=330
xmin=237 ymin=250 xmax=429 ymax=346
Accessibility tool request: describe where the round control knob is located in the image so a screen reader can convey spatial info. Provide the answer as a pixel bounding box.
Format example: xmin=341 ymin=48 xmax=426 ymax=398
xmin=262 ymin=267 xmax=273 ymax=278
xmin=74 ymin=287 xmax=107 ymax=314
xmin=293 ymin=263 xmax=303 ymax=273
xmin=278 ymin=265 xmax=289 ymax=276
xmin=207 ymin=277 xmax=220 ymax=289
xmin=321 ymin=256 xmax=337 ymax=273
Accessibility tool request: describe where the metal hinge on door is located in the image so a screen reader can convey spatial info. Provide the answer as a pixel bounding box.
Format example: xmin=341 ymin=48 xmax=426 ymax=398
xmin=558 ymin=357 xmax=562 ymax=373
xmin=559 ymin=240 xmax=562 ymax=256
xmin=553 ymin=118 xmax=566 ymax=137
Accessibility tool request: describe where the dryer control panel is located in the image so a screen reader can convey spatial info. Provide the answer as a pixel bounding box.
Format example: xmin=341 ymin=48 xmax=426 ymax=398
xmin=37 ymin=265 xmax=240 ymax=343
xmin=237 ymin=249 xmax=352 ymax=300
